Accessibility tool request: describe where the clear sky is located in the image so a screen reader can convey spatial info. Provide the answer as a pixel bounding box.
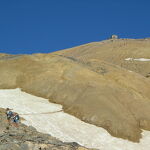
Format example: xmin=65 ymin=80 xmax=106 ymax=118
xmin=0 ymin=0 xmax=149 ymax=54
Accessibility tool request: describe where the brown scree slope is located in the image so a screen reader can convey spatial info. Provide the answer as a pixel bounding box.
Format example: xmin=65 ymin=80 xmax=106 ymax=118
xmin=55 ymin=38 xmax=150 ymax=77
xmin=0 ymin=38 xmax=150 ymax=142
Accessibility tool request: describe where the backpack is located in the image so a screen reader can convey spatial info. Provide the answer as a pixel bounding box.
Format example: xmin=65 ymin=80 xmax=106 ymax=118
xmin=15 ymin=115 xmax=20 ymax=120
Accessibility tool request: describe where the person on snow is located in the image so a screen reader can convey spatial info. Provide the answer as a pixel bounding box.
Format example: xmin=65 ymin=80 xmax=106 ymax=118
xmin=6 ymin=108 xmax=14 ymax=125
xmin=12 ymin=113 xmax=20 ymax=127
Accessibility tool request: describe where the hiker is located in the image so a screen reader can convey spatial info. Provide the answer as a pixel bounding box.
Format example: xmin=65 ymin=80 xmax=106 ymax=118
xmin=6 ymin=108 xmax=14 ymax=125
xmin=12 ymin=113 xmax=20 ymax=127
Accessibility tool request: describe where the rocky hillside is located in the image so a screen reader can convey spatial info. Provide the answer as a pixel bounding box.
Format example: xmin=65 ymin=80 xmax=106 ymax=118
xmin=0 ymin=108 xmax=92 ymax=150
xmin=0 ymin=38 xmax=150 ymax=142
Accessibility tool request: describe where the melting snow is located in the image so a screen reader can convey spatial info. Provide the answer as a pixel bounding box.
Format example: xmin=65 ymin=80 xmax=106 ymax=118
xmin=125 ymin=58 xmax=150 ymax=61
xmin=0 ymin=88 xmax=150 ymax=150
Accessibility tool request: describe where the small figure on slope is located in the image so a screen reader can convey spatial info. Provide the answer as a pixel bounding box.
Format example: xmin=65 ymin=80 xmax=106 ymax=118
xmin=5 ymin=108 xmax=13 ymax=125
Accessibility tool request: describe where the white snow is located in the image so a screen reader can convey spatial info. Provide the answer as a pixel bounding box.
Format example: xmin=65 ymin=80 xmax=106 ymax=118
xmin=0 ymin=88 xmax=150 ymax=150
xmin=125 ymin=58 xmax=150 ymax=61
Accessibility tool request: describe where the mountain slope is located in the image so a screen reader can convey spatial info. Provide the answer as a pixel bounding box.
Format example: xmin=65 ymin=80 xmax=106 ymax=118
xmin=54 ymin=38 xmax=150 ymax=77
xmin=0 ymin=51 xmax=150 ymax=142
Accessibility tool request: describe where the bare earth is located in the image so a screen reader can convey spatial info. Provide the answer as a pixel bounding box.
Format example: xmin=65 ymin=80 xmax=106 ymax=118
xmin=0 ymin=38 xmax=150 ymax=142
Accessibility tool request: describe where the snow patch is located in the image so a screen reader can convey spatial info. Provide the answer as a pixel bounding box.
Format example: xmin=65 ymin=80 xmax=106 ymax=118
xmin=0 ymin=88 xmax=150 ymax=150
xmin=125 ymin=58 xmax=150 ymax=61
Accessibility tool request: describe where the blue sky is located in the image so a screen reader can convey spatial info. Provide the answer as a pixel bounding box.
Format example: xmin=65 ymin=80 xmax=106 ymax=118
xmin=0 ymin=0 xmax=149 ymax=54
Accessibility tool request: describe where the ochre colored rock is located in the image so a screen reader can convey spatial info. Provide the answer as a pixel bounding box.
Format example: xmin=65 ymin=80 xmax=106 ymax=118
xmin=0 ymin=38 xmax=150 ymax=142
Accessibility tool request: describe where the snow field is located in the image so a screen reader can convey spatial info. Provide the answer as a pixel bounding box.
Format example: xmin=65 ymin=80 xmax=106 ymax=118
xmin=0 ymin=88 xmax=150 ymax=150
xmin=125 ymin=58 xmax=150 ymax=61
